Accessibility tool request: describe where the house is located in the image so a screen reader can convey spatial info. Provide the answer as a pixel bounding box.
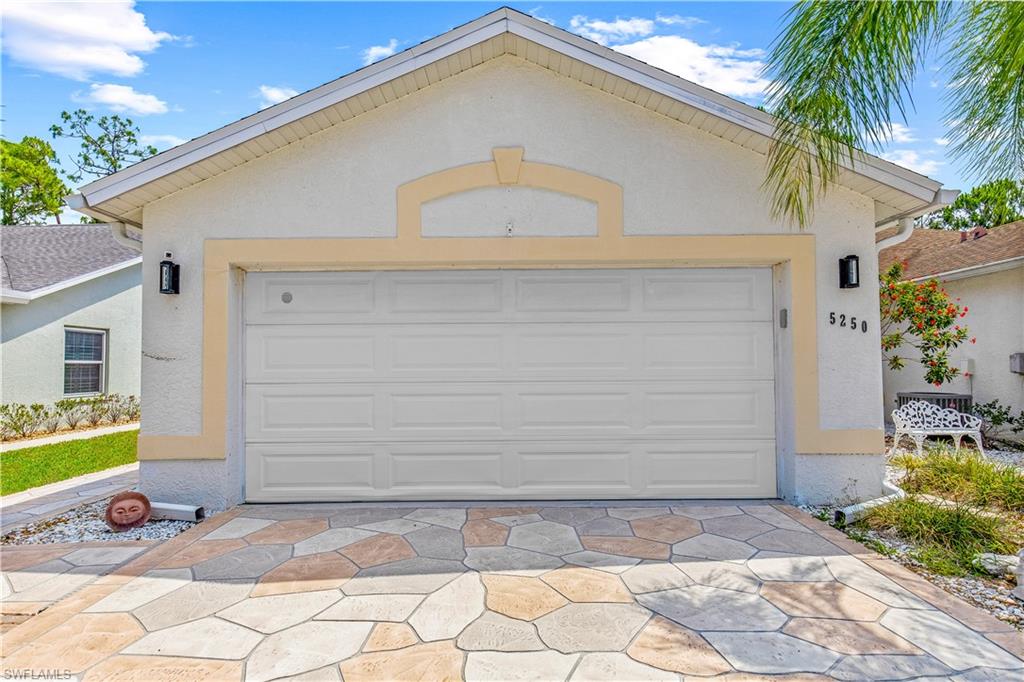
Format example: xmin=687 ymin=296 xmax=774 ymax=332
xmin=879 ymin=222 xmax=1024 ymax=426
xmin=67 ymin=9 xmax=956 ymax=509
xmin=1 ymin=223 xmax=142 ymax=406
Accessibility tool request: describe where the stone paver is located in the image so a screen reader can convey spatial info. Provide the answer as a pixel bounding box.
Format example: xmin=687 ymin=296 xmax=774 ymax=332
xmin=674 ymin=559 xmax=760 ymax=593
xmin=637 ymin=585 xmax=786 ymax=631
xmin=783 ymin=617 xmax=923 ymax=655
xmin=563 ymin=550 xmax=640 ymax=573
xmin=534 ymin=602 xmax=651 ymax=653
xmin=218 ymin=589 xmax=342 ymax=633
xmin=340 ymin=533 xmax=417 ymax=567
xmin=341 ymin=640 xmax=464 ymax=682
xmin=508 ymin=520 xmax=583 ymax=556
xmin=630 ymin=515 xmax=701 ymax=543
xmin=201 ymin=516 xmax=274 ymax=540
xmin=342 ymin=557 xmax=464 ymax=595
xmin=571 ymin=652 xmax=678 ymax=681
xmin=409 ymin=571 xmax=485 ymax=641
xmin=293 ymin=527 xmax=376 ymax=556
xmin=458 ymin=611 xmax=545 ymax=651
xmin=465 ymin=650 xmax=578 ymax=682
xmin=133 ymin=578 xmax=254 ymax=630
xmin=541 ymin=566 xmax=633 ymax=603
xmin=317 ymin=593 xmax=425 ymax=622
xmin=627 ymin=615 xmax=731 ymax=676
xmin=704 ymin=631 xmax=842 ymax=674
xmin=404 ymin=507 xmax=466 ymax=530
xmin=80 ymin=655 xmax=243 ymax=682
xmin=672 ymin=533 xmax=757 ymax=561
xmin=761 ymin=581 xmax=887 ymax=620
xmin=406 ymin=525 xmax=466 ymax=560
xmin=4 ymin=501 xmax=1023 ymax=681
xmin=621 ymin=562 xmax=694 ymax=593
xmin=464 ymin=546 xmax=564 ymax=575
xmin=192 ymin=543 xmax=291 ymax=580
xmin=124 ymin=617 xmax=263 ymax=658
xmin=84 ymin=568 xmax=192 ymax=612
xmin=482 ymin=574 xmax=568 ymax=620
xmin=581 ymin=535 xmax=669 ymax=560
xmin=246 ymin=621 xmax=373 ymax=682
xmin=362 ymin=622 xmax=419 ymax=652
xmin=462 ymin=518 xmax=509 ymax=547
xmin=879 ymin=608 xmax=1024 ymax=671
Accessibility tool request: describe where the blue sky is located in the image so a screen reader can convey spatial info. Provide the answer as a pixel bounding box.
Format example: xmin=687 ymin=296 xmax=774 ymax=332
xmin=2 ymin=1 xmax=963 ymax=222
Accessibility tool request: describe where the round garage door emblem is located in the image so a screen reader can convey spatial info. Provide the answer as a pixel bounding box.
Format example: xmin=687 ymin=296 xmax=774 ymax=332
xmin=281 ymin=292 xmax=293 ymax=303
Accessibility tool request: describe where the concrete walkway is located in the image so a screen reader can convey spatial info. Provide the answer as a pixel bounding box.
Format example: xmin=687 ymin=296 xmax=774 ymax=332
xmin=0 ymin=423 xmax=138 ymax=453
xmin=1 ymin=501 xmax=1021 ymax=680
xmin=1 ymin=464 xmax=139 ymax=534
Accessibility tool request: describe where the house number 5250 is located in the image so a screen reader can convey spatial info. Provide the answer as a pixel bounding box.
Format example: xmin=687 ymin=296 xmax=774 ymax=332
xmin=829 ymin=312 xmax=869 ymax=333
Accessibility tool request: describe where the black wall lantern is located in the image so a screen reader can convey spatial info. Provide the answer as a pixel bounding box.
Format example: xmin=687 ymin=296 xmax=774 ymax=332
xmin=159 ymin=252 xmax=180 ymax=295
xmin=839 ymin=254 xmax=860 ymax=289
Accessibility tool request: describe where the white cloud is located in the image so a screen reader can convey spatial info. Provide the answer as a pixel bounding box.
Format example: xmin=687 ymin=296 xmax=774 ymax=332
xmin=934 ymin=137 xmax=950 ymax=146
xmin=528 ymin=7 xmax=556 ymax=26
xmin=257 ymin=84 xmax=298 ymax=109
xmin=882 ymin=149 xmax=942 ymax=176
xmin=875 ymin=122 xmax=917 ymax=143
xmin=570 ymin=15 xmax=655 ymax=45
xmin=656 ymin=14 xmax=706 ymax=29
xmin=141 ymin=134 xmax=188 ymax=149
xmin=361 ymin=39 xmax=398 ymax=66
xmin=613 ymin=35 xmax=769 ymax=100
xmin=1 ymin=1 xmax=173 ymax=80
xmin=77 ymin=83 xmax=168 ymax=114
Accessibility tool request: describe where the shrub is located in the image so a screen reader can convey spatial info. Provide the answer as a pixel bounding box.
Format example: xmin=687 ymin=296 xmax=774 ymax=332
xmin=972 ymin=399 xmax=1024 ymax=446
xmin=0 ymin=403 xmax=45 ymax=438
xmin=0 ymin=395 xmax=141 ymax=440
xmin=53 ymin=399 xmax=87 ymax=430
xmin=859 ymin=496 xmax=1019 ymax=576
xmin=891 ymin=445 xmax=1024 ymax=512
xmin=80 ymin=397 xmax=109 ymax=427
xmin=36 ymin=405 xmax=62 ymax=434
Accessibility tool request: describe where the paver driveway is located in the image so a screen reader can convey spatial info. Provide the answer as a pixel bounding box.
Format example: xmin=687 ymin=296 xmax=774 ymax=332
xmin=2 ymin=501 xmax=1022 ymax=680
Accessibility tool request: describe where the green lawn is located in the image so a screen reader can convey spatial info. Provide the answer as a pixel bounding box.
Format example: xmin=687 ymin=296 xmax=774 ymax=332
xmin=1 ymin=431 xmax=138 ymax=496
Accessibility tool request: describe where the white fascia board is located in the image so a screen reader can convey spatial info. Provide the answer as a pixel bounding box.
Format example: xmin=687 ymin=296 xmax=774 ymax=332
xmin=910 ymin=256 xmax=1024 ymax=283
xmin=71 ymin=8 xmax=942 ymax=217
xmin=1 ymin=257 xmax=142 ymax=304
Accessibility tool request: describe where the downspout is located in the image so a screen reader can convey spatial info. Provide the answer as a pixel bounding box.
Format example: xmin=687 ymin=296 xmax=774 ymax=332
xmin=109 ymin=221 xmax=143 ymax=253
xmin=875 ymin=217 xmax=915 ymax=253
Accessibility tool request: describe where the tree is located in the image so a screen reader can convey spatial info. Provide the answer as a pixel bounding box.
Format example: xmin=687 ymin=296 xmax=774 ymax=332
xmin=880 ymin=262 xmax=971 ymax=386
xmin=919 ymin=178 xmax=1024 ymax=230
xmin=763 ymin=1 xmax=1024 ymax=229
xmin=50 ymin=110 xmax=157 ymax=184
xmin=1 ymin=136 xmax=68 ymax=225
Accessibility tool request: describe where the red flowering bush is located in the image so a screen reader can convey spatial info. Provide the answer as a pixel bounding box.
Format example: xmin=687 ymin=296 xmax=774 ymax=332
xmin=880 ymin=262 xmax=971 ymax=386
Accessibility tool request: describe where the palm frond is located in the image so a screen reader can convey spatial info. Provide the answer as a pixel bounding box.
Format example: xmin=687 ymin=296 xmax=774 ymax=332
xmin=763 ymin=1 xmax=950 ymax=228
xmin=945 ymin=1 xmax=1024 ymax=181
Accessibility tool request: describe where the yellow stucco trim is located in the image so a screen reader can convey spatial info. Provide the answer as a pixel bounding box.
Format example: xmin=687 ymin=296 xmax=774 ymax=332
xmin=138 ymin=152 xmax=884 ymax=461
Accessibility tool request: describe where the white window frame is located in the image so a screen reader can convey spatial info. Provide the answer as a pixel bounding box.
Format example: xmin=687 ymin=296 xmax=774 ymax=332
xmin=63 ymin=327 xmax=107 ymax=397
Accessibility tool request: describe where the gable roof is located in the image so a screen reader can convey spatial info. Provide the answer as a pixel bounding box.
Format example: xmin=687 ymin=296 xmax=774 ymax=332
xmin=68 ymin=7 xmax=951 ymax=229
xmin=1 ymin=224 xmax=141 ymax=304
xmin=878 ymin=221 xmax=1024 ymax=281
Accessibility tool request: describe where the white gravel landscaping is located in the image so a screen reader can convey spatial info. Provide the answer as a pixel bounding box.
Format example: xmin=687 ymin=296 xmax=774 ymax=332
xmin=1 ymin=497 xmax=197 ymax=545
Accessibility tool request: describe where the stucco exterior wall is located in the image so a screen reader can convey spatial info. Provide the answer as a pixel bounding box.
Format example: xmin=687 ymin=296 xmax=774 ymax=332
xmin=1 ymin=264 xmax=142 ymax=406
xmin=883 ymin=264 xmax=1024 ymax=430
xmin=138 ymin=57 xmax=884 ymax=507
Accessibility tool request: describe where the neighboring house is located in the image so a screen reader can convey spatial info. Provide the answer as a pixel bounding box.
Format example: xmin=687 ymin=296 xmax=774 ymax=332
xmin=879 ymin=222 xmax=1024 ymax=426
xmin=68 ymin=9 xmax=956 ymax=509
xmin=1 ymin=224 xmax=142 ymax=406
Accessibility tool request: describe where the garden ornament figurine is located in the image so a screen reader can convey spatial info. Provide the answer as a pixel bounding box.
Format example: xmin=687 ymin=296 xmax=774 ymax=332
xmin=105 ymin=491 xmax=152 ymax=531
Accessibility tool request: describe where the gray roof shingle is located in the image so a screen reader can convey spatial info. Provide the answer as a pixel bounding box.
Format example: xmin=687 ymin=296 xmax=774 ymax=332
xmin=1 ymin=224 xmax=139 ymax=294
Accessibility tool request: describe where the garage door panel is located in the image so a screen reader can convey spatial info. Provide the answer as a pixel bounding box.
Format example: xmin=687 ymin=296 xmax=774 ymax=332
xmin=246 ymin=381 xmax=774 ymax=441
xmin=389 ymin=449 xmax=505 ymax=491
xmin=246 ymin=269 xmax=773 ymax=325
xmin=246 ymin=322 xmax=774 ymax=382
xmin=517 ymin=449 xmax=633 ymax=491
xmin=645 ymin=441 xmax=776 ymax=494
xmin=246 ymin=445 xmax=376 ymax=496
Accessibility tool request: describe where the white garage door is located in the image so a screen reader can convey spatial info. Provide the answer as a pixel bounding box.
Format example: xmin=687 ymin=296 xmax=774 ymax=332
xmin=244 ymin=269 xmax=776 ymax=501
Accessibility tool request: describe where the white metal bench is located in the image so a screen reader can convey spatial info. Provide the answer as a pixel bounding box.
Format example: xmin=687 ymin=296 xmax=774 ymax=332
xmin=890 ymin=400 xmax=984 ymax=456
